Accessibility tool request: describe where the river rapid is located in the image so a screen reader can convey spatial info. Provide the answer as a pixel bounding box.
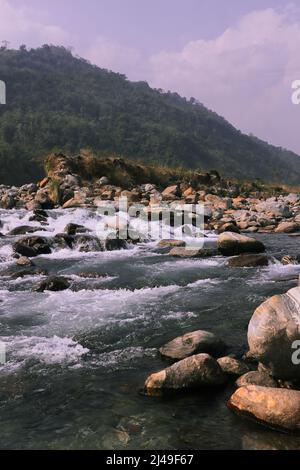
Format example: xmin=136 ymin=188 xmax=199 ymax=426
xmin=0 ymin=208 xmax=300 ymax=450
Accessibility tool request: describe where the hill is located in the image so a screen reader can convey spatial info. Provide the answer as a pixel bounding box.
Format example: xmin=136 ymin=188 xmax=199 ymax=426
xmin=0 ymin=44 xmax=300 ymax=186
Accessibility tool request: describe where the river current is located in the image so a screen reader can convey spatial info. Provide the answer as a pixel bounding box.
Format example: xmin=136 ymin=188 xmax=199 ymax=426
xmin=0 ymin=208 xmax=300 ymax=450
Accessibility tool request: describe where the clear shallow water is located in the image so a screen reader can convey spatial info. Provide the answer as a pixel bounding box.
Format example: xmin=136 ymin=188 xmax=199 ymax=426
xmin=0 ymin=209 xmax=300 ymax=449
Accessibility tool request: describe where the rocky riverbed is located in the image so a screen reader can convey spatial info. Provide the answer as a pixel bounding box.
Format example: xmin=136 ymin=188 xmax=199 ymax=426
xmin=1 ymin=156 xmax=300 ymax=449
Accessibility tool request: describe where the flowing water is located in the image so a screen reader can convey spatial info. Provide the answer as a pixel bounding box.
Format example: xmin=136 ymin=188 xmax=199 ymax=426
xmin=0 ymin=208 xmax=300 ymax=450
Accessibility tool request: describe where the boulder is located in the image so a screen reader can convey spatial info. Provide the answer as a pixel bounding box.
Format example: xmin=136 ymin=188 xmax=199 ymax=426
xmin=228 ymin=385 xmax=300 ymax=432
xmin=36 ymin=276 xmax=70 ymax=292
xmin=64 ymin=223 xmax=89 ymax=235
xmin=13 ymin=236 xmax=51 ymax=257
xmin=8 ymin=225 xmax=44 ymax=236
xmin=144 ymin=353 xmax=227 ymax=396
xmin=275 ymin=221 xmax=300 ymax=234
xmin=248 ymin=286 xmax=300 ymax=381
xmin=159 ymin=330 xmax=227 ymax=361
xmin=169 ymin=247 xmax=217 ymax=258
xmin=217 ymin=356 xmax=250 ymax=377
xmin=236 ymin=371 xmax=278 ymax=388
xmin=157 ymin=239 xmax=186 ymax=248
xmin=227 ymin=254 xmax=269 ymax=268
xmin=218 ymin=232 xmax=265 ymax=256
xmin=16 ymin=256 xmax=34 ymax=267
xmin=218 ymin=222 xmax=240 ymax=234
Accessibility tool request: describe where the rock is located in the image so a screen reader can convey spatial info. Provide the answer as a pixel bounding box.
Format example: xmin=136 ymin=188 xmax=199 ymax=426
xmin=102 ymin=238 xmax=128 ymax=251
xmin=162 ymin=185 xmax=180 ymax=200
xmin=144 ymin=353 xmax=227 ymax=396
xmin=16 ymin=256 xmax=34 ymax=267
xmin=217 ymin=356 xmax=250 ymax=377
xmin=36 ymin=276 xmax=70 ymax=292
xmin=39 ymin=177 xmax=50 ymax=188
xmin=169 ymin=247 xmax=217 ymax=258
xmin=13 ymin=236 xmax=51 ymax=257
xmin=281 ymin=255 xmax=300 ymax=265
xmin=218 ymin=222 xmax=240 ymax=234
xmin=275 ymin=221 xmax=300 ymax=234
xmin=228 ymin=385 xmax=300 ymax=432
xmin=227 ymin=254 xmax=269 ymax=268
xmin=218 ymin=232 xmax=265 ymax=256
xmin=1 ymin=194 xmax=15 ymax=209
xmin=64 ymin=223 xmax=89 ymax=235
xmin=62 ymin=198 xmax=82 ymax=209
xmin=34 ymin=189 xmax=53 ymax=209
xmin=248 ymin=286 xmax=300 ymax=381
xmin=10 ymin=268 xmax=47 ymax=279
xmin=98 ymin=176 xmax=109 ymax=186
xmin=159 ymin=330 xmax=227 ymax=361
xmin=157 ymin=239 xmax=186 ymax=248
xmin=236 ymin=371 xmax=278 ymax=388
xmin=74 ymin=235 xmax=102 ymax=252
xmin=8 ymin=225 xmax=44 ymax=236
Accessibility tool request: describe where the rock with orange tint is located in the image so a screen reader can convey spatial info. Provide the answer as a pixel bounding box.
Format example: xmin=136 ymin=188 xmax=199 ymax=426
xmin=144 ymin=353 xmax=227 ymax=396
xmin=248 ymin=286 xmax=300 ymax=380
xmin=159 ymin=330 xmax=227 ymax=361
xmin=218 ymin=232 xmax=265 ymax=256
xmin=228 ymin=385 xmax=300 ymax=432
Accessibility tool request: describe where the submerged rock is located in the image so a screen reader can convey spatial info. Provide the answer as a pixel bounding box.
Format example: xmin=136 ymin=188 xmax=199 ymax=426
xmin=248 ymin=286 xmax=300 ymax=381
xmin=144 ymin=353 xmax=227 ymax=396
xmin=228 ymin=385 xmax=300 ymax=432
xmin=157 ymin=239 xmax=186 ymax=248
xmin=169 ymin=247 xmax=217 ymax=258
xmin=227 ymin=254 xmax=269 ymax=268
xmin=159 ymin=330 xmax=227 ymax=361
xmin=218 ymin=232 xmax=265 ymax=256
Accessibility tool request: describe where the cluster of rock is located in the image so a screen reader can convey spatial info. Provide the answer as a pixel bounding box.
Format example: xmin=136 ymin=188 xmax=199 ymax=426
xmin=143 ymin=276 xmax=300 ymax=434
xmin=1 ymin=155 xmax=300 ymax=235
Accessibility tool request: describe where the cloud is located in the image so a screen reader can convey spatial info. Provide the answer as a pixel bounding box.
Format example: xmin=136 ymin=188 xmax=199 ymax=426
xmin=147 ymin=7 xmax=300 ymax=153
xmin=86 ymin=36 xmax=144 ymax=78
xmin=0 ymin=0 xmax=71 ymax=47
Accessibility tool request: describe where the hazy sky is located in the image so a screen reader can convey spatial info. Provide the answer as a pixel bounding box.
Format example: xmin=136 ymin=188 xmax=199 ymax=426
xmin=1 ymin=0 xmax=300 ymax=154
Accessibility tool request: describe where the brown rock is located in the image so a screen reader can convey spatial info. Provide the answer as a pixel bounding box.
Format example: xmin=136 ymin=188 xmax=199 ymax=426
xmin=218 ymin=232 xmax=265 ymax=256
xmin=144 ymin=353 xmax=227 ymax=396
xmin=228 ymin=385 xmax=300 ymax=432
xmin=159 ymin=330 xmax=227 ymax=361
xmin=236 ymin=371 xmax=278 ymax=388
xmin=217 ymin=356 xmax=249 ymax=377
xmin=227 ymin=254 xmax=269 ymax=268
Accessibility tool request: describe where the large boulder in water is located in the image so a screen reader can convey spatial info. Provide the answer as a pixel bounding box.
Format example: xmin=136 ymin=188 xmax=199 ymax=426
xmin=144 ymin=353 xmax=227 ymax=396
xmin=159 ymin=330 xmax=227 ymax=361
xmin=228 ymin=385 xmax=300 ymax=432
xmin=218 ymin=232 xmax=265 ymax=256
xmin=248 ymin=286 xmax=300 ymax=381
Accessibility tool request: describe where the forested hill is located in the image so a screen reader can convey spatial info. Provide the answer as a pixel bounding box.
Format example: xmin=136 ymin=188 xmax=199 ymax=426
xmin=0 ymin=45 xmax=300 ymax=186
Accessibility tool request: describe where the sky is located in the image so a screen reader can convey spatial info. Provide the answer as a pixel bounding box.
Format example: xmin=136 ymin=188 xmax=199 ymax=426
xmin=1 ymin=0 xmax=300 ymax=154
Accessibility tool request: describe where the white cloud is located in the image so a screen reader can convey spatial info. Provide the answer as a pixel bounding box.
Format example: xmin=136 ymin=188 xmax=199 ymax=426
xmin=86 ymin=36 xmax=144 ymax=78
xmin=147 ymin=7 xmax=300 ymax=153
xmin=0 ymin=0 xmax=71 ymax=47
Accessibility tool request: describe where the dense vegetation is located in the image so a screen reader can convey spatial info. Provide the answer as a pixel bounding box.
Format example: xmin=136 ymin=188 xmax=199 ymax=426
xmin=0 ymin=45 xmax=300 ymax=186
